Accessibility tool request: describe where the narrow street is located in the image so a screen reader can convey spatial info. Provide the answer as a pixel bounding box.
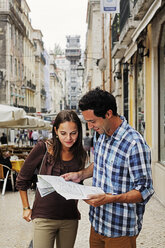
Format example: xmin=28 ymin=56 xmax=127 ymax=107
xmin=0 ymin=178 xmax=165 ymax=248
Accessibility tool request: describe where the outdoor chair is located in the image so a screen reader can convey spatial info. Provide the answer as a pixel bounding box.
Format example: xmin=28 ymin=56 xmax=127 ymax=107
xmin=0 ymin=163 xmax=15 ymax=195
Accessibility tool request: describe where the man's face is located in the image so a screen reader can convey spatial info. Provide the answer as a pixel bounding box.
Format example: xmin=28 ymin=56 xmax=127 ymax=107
xmin=82 ymin=110 xmax=109 ymax=134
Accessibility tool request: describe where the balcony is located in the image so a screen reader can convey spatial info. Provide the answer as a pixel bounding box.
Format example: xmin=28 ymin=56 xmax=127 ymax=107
xmin=41 ymin=108 xmax=47 ymax=113
xmin=119 ymin=0 xmax=139 ymax=46
xmin=29 ymin=107 xmax=36 ymax=113
xmin=22 ymin=80 xmax=36 ymax=92
xmin=18 ymin=105 xmax=29 ymax=113
xmin=65 ymin=49 xmax=81 ymax=61
xmin=112 ymin=14 xmax=120 ymax=49
xmin=120 ymin=0 xmax=130 ymax=33
xmin=112 ymin=0 xmax=140 ymax=58
xmin=18 ymin=105 xmax=36 ymax=114
xmin=112 ymin=14 xmax=127 ymax=59
xmin=133 ymin=0 xmax=155 ymax=20
xmin=18 ymin=105 xmax=36 ymax=113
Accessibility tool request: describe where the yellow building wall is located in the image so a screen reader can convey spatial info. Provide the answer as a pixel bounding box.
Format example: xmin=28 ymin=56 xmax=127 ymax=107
xmin=145 ymin=24 xmax=152 ymax=147
xmin=129 ymin=74 xmax=134 ymax=127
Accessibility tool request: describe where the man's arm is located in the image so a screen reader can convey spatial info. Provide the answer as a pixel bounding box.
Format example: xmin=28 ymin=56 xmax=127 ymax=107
xmin=85 ymin=189 xmax=143 ymax=207
xmin=62 ymin=162 xmax=94 ymax=182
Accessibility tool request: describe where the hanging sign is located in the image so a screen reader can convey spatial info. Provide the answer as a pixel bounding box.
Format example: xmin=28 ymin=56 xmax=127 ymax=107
xmin=100 ymin=0 xmax=120 ymax=13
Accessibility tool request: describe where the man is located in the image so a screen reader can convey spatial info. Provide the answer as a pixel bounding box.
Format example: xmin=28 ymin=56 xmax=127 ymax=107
xmin=0 ymin=133 xmax=7 ymax=144
xmin=62 ymin=88 xmax=154 ymax=248
xmin=83 ymin=132 xmax=92 ymax=161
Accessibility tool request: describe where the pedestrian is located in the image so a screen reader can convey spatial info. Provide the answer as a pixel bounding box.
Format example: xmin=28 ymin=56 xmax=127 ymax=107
xmin=32 ymin=130 xmax=39 ymax=145
xmin=24 ymin=129 xmax=28 ymax=145
xmin=83 ymin=132 xmax=92 ymax=161
xmin=0 ymin=148 xmax=12 ymax=177
xmin=62 ymin=88 xmax=154 ymax=248
xmin=0 ymin=148 xmax=17 ymax=190
xmin=0 ymin=133 xmax=7 ymax=144
xmin=28 ymin=130 xmax=33 ymax=146
xmin=16 ymin=110 xmax=87 ymax=248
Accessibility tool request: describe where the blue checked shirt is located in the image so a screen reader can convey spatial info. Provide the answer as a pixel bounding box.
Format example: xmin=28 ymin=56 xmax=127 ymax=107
xmin=89 ymin=116 xmax=154 ymax=237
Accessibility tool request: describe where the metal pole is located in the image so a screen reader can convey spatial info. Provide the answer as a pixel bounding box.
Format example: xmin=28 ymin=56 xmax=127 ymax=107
xmin=102 ymin=13 xmax=105 ymax=90
xmin=109 ymin=13 xmax=112 ymax=93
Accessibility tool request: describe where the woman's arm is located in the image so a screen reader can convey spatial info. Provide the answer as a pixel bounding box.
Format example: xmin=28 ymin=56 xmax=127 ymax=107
xmin=16 ymin=141 xmax=46 ymax=190
xmin=19 ymin=190 xmax=32 ymax=222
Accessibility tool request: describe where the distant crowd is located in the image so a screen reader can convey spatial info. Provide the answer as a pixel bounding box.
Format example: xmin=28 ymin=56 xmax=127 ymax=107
xmin=0 ymin=130 xmax=51 ymax=147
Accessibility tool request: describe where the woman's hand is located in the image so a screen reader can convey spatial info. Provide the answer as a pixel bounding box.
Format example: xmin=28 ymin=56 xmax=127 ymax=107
xmin=61 ymin=171 xmax=83 ymax=183
xmin=23 ymin=209 xmax=32 ymax=222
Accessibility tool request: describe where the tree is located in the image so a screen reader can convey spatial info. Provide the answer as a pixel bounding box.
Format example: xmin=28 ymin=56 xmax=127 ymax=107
xmin=54 ymin=43 xmax=64 ymax=55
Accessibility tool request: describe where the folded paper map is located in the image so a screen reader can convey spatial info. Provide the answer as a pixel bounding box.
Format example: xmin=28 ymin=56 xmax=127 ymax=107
xmin=37 ymin=175 xmax=104 ymax=200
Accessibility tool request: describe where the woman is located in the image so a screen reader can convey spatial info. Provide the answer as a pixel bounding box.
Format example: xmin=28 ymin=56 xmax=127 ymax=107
xmin=16 ymin=110 xmax=87 ymax=248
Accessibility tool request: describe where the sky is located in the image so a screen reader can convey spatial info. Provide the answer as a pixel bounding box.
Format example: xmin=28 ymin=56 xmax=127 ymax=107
xmin=27 ymin=0 xmax=88 ymax=52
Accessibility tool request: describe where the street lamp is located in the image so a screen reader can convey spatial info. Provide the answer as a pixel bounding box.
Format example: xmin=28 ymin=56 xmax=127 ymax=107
xmin=137 ymin=40 xmax=150 ymax=58
xmin=77 ymin=62 xmax=84 ymax=77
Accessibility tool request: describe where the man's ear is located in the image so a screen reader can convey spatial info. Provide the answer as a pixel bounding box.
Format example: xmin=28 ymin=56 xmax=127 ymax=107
xmin=105 ymin=110 xmax=113 ymax=119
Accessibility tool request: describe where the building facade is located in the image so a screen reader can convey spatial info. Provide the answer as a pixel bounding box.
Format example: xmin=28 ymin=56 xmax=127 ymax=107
xmin=85 ymin=0 xmax=165 ymax=206
xmin=0 ymin=0 xmax=26 ymax=107
xmin=65 ymin=35 xmax=82 ymax=111
xmin=0 ymin=0 xmax=48 ymax=114
xmin=33 ymin=29 xmax=46 ymax=114
xmin=21 ymin=0 xmax=36 ymax=114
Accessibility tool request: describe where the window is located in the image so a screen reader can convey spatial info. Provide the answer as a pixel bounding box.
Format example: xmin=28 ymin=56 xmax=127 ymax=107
xmin=10 ymin=55 xmax=13 ymax=74
xmin=71 ymin=87 xmax=76 ymax=91
xmin=136 ymin=55 xmax=145 ymax=136
xmin=158 ymin=23 xmax=165 ymax=165
xmin=18 ymin=61 xmax=20 ymax=78
xmin=15 ymin=59 xmax=17 ymax=76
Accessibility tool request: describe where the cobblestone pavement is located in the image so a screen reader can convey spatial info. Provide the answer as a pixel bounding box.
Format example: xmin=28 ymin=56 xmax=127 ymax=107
xmin=0 ymin=179 xmax=165 ymax=248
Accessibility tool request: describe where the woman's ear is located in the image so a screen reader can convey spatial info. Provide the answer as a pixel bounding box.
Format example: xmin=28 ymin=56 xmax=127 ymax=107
xmin=54 ymin=127 xmax=58 ymax=135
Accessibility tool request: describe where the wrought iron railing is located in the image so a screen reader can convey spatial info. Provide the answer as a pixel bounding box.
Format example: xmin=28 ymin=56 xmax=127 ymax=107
xmin=29 ymin=107 xmax=36 ymax=113
xmin=112 ymin=14 xmax=120 ymax=48
xmin=120 ymin=0 xmax=130 ymax=32
xmin=134 ymin=0 xmax=139 ymax=6
xmin=41 ymin=108 xmax=47 ymax=113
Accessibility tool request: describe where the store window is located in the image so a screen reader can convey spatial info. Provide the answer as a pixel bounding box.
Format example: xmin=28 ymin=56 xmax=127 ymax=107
xmin=158 ymin=23 xmax=165 ymax=165
xmin=136 ymin=55 xmax=145 ymax=136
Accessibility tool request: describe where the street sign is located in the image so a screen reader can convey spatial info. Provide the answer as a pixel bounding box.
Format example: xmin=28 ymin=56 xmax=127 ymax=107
xmin=100 ymin=0 xmax=120 ymax=14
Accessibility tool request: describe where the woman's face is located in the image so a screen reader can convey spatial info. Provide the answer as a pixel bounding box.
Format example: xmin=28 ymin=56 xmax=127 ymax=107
xmin=55 ymin=121 xmax=78 ymax=149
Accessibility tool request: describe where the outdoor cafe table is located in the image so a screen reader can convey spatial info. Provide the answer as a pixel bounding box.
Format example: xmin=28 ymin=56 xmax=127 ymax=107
xmin=10 ymin=159 xmax=25 ymax=173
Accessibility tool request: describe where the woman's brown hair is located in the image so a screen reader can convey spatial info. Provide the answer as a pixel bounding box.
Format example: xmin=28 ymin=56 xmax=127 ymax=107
xmin=52 ymin=110 xmax=87 ymax=170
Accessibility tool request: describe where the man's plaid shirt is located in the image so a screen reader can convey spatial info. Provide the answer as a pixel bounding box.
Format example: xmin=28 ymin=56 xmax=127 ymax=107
xmin=89 ymin=116 xmax=154 ymax=237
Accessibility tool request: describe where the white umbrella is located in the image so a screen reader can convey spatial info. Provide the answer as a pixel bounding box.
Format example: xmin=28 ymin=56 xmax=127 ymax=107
xmin=4 ymin=115 xmax=39 ymax=129
xmin=0 ymin=105 xmax=52 ymax=130
xmin=0 ymin=104 xmax=26 ymax=127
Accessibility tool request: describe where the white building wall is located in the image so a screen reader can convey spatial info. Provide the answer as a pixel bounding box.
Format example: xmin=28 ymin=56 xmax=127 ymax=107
xmin=44 ymin=50 xmax=51 ymax=112
xmin=85 ymin=0 xmax=102 ymax=91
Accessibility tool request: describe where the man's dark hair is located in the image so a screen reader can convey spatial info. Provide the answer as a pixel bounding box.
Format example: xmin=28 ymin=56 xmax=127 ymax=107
xmin=79 ymin=87 xmax=117 ymax=118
